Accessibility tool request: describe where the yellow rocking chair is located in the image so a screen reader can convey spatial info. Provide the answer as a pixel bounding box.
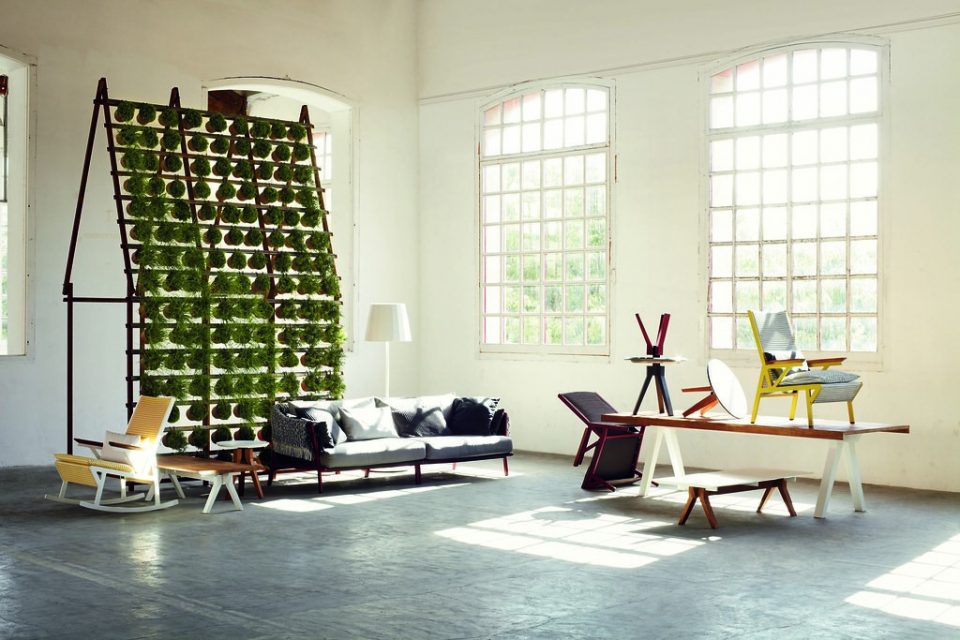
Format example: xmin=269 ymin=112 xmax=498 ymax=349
xmin=748 ymin=311 xmax=862 ymax=426
xmin=45 ymin=396 xmax=179 ymax=512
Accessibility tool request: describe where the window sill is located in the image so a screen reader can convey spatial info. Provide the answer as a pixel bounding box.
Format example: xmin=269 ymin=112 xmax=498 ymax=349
xmin=708 ymin=349 xmax=884 ymax=372
xmin=478 ymin=347 xmax=611 ymax=364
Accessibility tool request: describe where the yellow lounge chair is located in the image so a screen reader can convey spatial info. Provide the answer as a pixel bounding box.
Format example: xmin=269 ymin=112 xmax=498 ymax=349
xmin=46 ymin=396 xmax=179 ymax=512
xmin=748 ymin=310 xmax=862 ymax=427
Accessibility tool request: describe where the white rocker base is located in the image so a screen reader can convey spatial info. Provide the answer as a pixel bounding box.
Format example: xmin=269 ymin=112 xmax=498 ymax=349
xmin=44 ymin=491 xmax=147 ymax=506
xmin=78 ymin=498 xmax=179 ymax=513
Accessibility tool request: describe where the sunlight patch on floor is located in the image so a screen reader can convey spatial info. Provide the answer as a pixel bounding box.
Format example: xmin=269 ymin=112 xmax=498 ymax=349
xmin=254 ymin=482 xmax=466 ymax=511
xmin=435 ymin=505 xmax=703 ymax=569
xmin=846 ymin=534 xmax=960 ymax=628
xmin=253 ymin=498 xmax=335 ymax=513
xmin=318 ymin=483 xmax=465 ymax=505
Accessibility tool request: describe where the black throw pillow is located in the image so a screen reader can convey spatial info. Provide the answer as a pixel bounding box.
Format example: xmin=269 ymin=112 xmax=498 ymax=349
xmin=447 ymin=397 xmax=500 ymax=436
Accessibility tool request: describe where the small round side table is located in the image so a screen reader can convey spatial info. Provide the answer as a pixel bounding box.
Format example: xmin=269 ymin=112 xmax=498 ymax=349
xmin=217 ymin=440 xmax=269 ymax=498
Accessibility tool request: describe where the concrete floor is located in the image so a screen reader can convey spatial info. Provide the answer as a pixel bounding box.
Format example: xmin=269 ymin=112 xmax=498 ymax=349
xmin=1 ymin=453 xmax=959 ymax=640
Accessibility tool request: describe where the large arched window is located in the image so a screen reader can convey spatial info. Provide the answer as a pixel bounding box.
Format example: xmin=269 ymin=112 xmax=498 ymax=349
xmin=206 ymin=78 xmax=356 ymax=347
xmin=0 ymin=53 xmax=30 ymax=356
xmin=706 ymin=43 xmax=882 ymax=353
xmin=479 ymin=81 xmax=612 ymax=355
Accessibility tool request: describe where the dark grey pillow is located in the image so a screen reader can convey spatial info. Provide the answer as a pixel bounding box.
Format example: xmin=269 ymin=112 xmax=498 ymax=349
xmin=448 ymin=397 xmax=500 ymax=436
xmin=393 ymin=404 xmax=448 ymax=437
xmin=300 ymin=406 xmax=344 ymax=446
xmin=377 ymin=396 xmax=453 ymax=437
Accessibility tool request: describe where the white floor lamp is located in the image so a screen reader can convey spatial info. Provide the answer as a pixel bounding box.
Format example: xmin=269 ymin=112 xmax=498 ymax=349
xmin=365 ymin=303 xmax=412 ymax=397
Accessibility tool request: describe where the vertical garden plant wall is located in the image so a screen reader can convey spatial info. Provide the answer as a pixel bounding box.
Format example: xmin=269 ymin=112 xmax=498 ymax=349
xmin=108 ymin=97 xmax=344 ymax=452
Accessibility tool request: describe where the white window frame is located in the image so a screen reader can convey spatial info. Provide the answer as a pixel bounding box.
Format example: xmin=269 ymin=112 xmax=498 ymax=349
xmin=703 ymin=38 xmax=887 ymax=365
xmin=223 ymin=79 xmax=358 ymax=350
xmin=0 ymin=50 xmax=33 ymax=358
xmin=312 ymin=128 xmax=334 ymax=210
xmin=477 ymin=79 xmax=615 ymax=358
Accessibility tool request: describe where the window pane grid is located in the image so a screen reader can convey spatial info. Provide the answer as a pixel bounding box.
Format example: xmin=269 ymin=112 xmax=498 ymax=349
xmin=481 ymin=85 xmax=609 ymax=350
xmin=708 ymin=46 xmax=879 ymax=352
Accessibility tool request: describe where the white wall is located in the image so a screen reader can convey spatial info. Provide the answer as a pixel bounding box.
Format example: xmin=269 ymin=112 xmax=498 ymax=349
xmin=417 ymin=1 xmax=960 ymax=492
xmin=0 ymin=0 xmax=420 ymax=465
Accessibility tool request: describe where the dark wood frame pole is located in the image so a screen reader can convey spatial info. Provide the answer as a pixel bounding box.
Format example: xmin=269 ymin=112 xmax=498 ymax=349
xmin=63 ymin=78 xmax=115 ymax=454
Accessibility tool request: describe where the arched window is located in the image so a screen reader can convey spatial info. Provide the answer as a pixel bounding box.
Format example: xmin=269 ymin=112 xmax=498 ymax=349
xmin=0 ymin=53 xmax=30 ymax=356
xmin=479 ymin=81 xmax=612 ymax=355
xmin=706 ymin=43 xmax=882 ymax=353
xmin=207 ymin=78 xmax=356 ymax=346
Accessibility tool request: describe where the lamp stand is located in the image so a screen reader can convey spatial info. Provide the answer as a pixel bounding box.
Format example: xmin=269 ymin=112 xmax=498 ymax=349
xmin=383 ymin=341 xmax=391 ymax=398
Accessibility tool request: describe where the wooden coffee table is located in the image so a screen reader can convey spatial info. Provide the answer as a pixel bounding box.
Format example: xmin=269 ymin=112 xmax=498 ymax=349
xmin=158 ymin=455 xmax=257 ymax=514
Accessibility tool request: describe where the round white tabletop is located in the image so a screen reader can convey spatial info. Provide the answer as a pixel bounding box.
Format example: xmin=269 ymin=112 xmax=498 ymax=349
xmin=216 ymin=439 xmax=269 ymax=450
xmin=706 ymin=358 xmax=748 ymax=419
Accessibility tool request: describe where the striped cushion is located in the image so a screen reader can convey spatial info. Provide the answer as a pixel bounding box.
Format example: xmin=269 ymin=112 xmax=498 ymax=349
xmin=781 ymin=370 xmax=860 ymax=385
xmin=812 ymin=380 xmax=863 ymax=403
xmin=55 ymin=453 xmax=136 ymax=474
xmin=755 ymin=311 xmax=802 ymax=360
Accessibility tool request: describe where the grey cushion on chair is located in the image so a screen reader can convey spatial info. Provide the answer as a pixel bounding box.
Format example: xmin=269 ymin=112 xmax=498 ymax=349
xmin=781 ymin=370 xmax=860 ymax=385
xmin=811 ymin=380 xmax=863 ymax=403
xmin=755 ymin=311 xmax=803 ymax=361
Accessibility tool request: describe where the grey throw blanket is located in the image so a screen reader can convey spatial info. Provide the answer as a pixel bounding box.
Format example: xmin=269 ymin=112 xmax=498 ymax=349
xmin=270 ymin=403 xmax=317 ymax=462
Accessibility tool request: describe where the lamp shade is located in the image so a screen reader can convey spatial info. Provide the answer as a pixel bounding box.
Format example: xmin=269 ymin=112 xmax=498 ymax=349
xmin=365 ymin=303 xmax=412 ymax=342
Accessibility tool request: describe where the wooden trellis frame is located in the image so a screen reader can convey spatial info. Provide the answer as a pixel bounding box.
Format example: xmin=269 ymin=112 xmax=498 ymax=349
xmin=63 ymin=77 xmax=344 ymax=454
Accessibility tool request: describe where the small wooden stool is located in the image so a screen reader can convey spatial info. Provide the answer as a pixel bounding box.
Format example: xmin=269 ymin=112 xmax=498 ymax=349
xmin=656 ymin=468 xmax=808 ymax=528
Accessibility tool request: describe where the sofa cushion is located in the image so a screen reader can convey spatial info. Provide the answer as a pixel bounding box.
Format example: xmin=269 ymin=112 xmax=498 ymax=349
xmin=447 ymin=397 xmax=500 ymax=436
xmin=340 ymin=406 xmax=399 ymax=441
xmin=298 ymin=396 xmax=376 ymax=426
xmin=319 ymin=438 xmax=427 ymax=469
xmin=300 ymin=408 xmax=344 ymax=448
xmin=377 ymin=394 xmax=456 ymax=437
xmin=418 ymin=435 xmax=513 ymax=460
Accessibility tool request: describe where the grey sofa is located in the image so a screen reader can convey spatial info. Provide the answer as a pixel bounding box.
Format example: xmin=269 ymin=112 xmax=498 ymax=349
xmin=267 ymin=395 xmax=512 ymax=492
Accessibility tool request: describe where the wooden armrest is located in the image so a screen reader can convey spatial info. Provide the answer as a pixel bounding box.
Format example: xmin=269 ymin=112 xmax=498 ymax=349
xmin=74 ymin=437 xmax=104 ymax=447
xmin=765 ymin=359 xmax=805 ymax=368
xmin=807 ymin=357 xmax=846 ymax=368
xmin=682 ymin=386 xmax=713 ymax=393
xmin=108 ymin=441 xmax=146 ymax=451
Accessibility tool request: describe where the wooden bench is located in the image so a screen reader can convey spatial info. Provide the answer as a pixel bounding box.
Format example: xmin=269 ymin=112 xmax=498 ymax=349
xmin=654 ymin=468 xmax=811 ymax=528
xmin=158 ymin=455 xmax=259 ymax=514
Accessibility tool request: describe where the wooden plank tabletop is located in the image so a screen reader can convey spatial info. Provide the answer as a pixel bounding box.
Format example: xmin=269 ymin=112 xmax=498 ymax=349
xmin=600 ymin=412 xmax=910 ymax=440
xmin=158 ymin=454 xmax=257 ymax=474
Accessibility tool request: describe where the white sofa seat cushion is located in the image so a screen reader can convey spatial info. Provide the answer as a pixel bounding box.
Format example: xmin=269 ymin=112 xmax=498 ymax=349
xmin=320 ymin=439 xmax=427 ymax=469
xmin=418 ymin=435 xmax=513 ymax=461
